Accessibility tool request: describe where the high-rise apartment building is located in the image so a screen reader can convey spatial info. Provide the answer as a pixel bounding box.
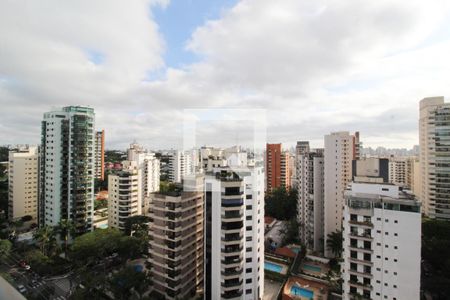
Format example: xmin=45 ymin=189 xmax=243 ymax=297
xmin=205 ymin=164 xmax=264 ymax=300
xmin=410 ymin=157 xmax=422 ymax=199
xmin=39 ymin=106 xmax=95 ymax=234
xmin=266 ymin=143 xmax=290 ymax=192
xmin=324 ymin=131 xmax=356 ymax=257
xmin=108 ymin=161 xmax=141 ymax=230
xmin=388 ymin=157 xmax=413 ymax=189
xmin=419 ymin=97 xmax=450 ymax=219
xmin=342 ymin=182 xmax=421 ymax=300
xmin=8 ymin=146 xmax=39 ymax=221
xmin=295 ymin=141 xmax=325 ymax=253
xmin=148 ymin=175 xmax=204 ymax=299
xmin=94 ymin=130 xmax=105 ymax=181
xmin=168 ymin=150 xmax=192 ymax=183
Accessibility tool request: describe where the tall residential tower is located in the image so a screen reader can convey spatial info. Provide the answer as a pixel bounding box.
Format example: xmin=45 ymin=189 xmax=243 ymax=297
xmin=39 ymin=106 xmax=95 ymax=234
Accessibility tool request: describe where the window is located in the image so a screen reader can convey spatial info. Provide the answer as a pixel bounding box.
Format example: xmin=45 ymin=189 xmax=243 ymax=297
xmin=246 ymin=258 xmax=252 ymax=263
xmin=246 ymin=289 xmax=252 ymax=294
xmin=246 ymin=268 xmax=252 ymax=273
xmin=246 ymin=278 xmax=252 ymax=284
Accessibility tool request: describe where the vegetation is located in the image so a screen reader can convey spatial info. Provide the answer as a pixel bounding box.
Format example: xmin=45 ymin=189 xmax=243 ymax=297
xmin=105 ymin=150 xmax=126 ymax=163
xmin=94 ymin=199 xmax=108 ymax=210
xmin=56 ymin=219 xmax=76 ymax=257
xmin=159 ymin=181 xmax=180 ymax=194
xmin=264 ymin=187 xmax=298 ymax=220
xmin=70 ymin=228 xmax=146 ymax=266
xmin=124 ymin=215 xmax=150 ymax=237
xmin=94 ymin=177 xmax=108 ymax=192
xmin=281 ymin=218 xmax=300 ymax=246
xmin=422 ymin=218 xmax=450 ymax=298
xmin=0 ymin=239 xmax=12 ymax=259
xmin=34 ymin=225 xmax=57 ymax=256
xmin=109 ymin=266 xmax=151 ymax=300
xmin=326 ymin=230 xmax=343 ymax=257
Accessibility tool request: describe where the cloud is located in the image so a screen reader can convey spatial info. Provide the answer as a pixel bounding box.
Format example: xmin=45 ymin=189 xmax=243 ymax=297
xmin=1 ymin=0 xmax=450 ymax=150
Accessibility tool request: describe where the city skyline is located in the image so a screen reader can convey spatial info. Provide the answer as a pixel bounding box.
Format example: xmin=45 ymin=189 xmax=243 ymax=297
xmin=2 ymin=1 xmax=450 ymax=149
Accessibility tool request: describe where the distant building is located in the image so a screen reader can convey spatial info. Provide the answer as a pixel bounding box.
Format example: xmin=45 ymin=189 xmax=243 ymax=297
xmin=324 ymin=131 xmax=358 ymax=257
xmin=342 ymin=182 xmax=421 ymax=300
xmin=108 ymin=161 xmax=141 ymax=230
xmin=352 ymin=157 xmax=389 ymax=184
xmin=168 ymin=150 xmax=192 ymax=183
xmin=94 ymin=130 xmax=105 ymax=180
xmin=8 ymin=146 xmax=39 ymax=221
xmin=419 ymin=97 xmax=450 ymax=219
xmin=39 ymin=106 xmax=95 ymax=234
xmin=295 ymin=141 xmax=325 ymax=253
xmin=148 ymin=175 xmax=204 ymax=299
xmin=266 ymin=143 xmax=290 ymax=192
xmin=388 ymin=156 xmax=414 ymax=189
xmin=127 ymin=143 xmax=160 ymax=214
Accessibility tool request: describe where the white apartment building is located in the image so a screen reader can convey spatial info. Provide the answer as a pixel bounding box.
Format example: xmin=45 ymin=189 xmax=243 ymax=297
xmin=108 ymin=161 xmax=141 ymax=230
xmin=39 ymin=106 xmax=95 ymax=233
xmin=8 ymin=146 xmax=39 ymax=221
xmin=324 ymin=131 xmax=355 ymax=257
xmin=342 ymin=182 xmax=421 ymax=300
xmin=388 ymin=157 xmax=412 ymax=189
xmin=205 ymin=163 xmax=264 ymax=300
xmin=295 ymin=141 xmax=325 ymax=253
xmin=410 ymin=158 xmax=421 ymax=200
xmin=127 ymin=143 xmax=160 ymax=213
xmin=94 ymin=130 xmax=105 ymax=180
xmin=168 ymin=150 xmax=193 ymax=183
xmin=419 ymin=97 xmax=450 ymax=219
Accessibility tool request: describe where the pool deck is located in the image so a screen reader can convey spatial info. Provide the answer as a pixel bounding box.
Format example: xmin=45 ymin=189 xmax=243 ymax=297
xmin=300 ymin=260 xmax=329 ymax=278
xmin=282 ymin=276 xmax=329 ymax=300
xmin=265 ymin=256 xmax=290 ymax=275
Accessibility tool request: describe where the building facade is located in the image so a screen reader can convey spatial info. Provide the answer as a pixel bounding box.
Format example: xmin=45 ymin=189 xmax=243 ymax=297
xmin=419 ymin=97 xmax=450 ymax=219
xmin=8 ymin=146 xmax=39 ymax=221
xmin=388 ymin=157 xmax=413 ymax=189
xmin=266 ymin=143 xmax=290 ymax=192
xmin=107 ymin=161 xmax=141 ymax=230
xmin=39 ymin=106 xmax=95 ymax=234
xmin=342 ymin=182 xmax=421 ymax=300
xmin=127 ymin=143 xmax=160 ymax=214
xmin=324 ymin=131 xmax=356 ymax=257
xmin=148 ymin=175 xmax=204 ymax=299
xmin=168 ymin=150 xmax=192 ymax=183
xmin=295 ymin=141 xmax=324 ymax=253
xmin=94 ymin=130 xmax=105 ymax=181
xmin=205 ymin=165 xmax=264 ymax=300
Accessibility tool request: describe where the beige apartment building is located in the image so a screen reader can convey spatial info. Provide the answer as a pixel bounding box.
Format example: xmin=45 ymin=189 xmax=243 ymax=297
xmin=148 ymin=175 xmax=204 ymax=299
xmin=8 ymin=146 xmax=39 ymax=221
xmin=419 ymin=97 xmax=450 ymax=219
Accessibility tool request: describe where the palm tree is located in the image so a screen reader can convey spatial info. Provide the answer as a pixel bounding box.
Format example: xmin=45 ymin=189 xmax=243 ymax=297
xmin=33 ymin=225 xmax=56 ymax=256
xmin=326 ymin=230 xmax=343 ymax=257
xmin=56 ymin=219 xmax=76 ymax=257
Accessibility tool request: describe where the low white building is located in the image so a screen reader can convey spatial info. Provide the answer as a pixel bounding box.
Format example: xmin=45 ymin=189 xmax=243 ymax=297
xmin=342 ymin=182 xmax=421 ymax=300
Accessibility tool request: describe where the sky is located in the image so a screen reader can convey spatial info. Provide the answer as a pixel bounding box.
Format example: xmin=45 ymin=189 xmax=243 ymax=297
xmin=1 ymin=0 xmax=450 ymax=150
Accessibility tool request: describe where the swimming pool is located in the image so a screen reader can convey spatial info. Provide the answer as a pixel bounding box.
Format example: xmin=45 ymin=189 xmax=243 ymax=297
xmin=303 ymin=264 xmax=321 ymax=273
xmin=291 ymin=286 xmax=314 ymax=299
xmin=264 ymin=261 xmax=283 ymax=273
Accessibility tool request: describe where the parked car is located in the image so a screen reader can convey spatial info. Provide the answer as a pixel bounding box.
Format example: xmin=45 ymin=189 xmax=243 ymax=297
xmin=17 ymin=284 xmax=27 ymax=293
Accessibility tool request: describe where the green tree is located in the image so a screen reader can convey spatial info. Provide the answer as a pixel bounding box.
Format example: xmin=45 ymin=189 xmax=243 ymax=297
xmin=124 ymin=215 xmax=150 ymax=237
xmin=0 ymin=239 xmax=12 ymax=259
xmin=326 ymin=230 xmax=343 ymax=257
xmin=282 ymin=218 xmax=300 ymax=246
xmin=264 ymin=187 xmax=298 ymax=220
xmin=109 ymin=266 xmax=150 ymax=300
xmin=34 ymin=225 xmax=57 ymax=256
xmin=56 ymin=219 xmax=75 ymax=257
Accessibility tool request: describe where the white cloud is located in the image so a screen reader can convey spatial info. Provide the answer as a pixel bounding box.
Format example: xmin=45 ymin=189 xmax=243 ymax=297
xmin=1 ymin=0 xmax=450 ymax=150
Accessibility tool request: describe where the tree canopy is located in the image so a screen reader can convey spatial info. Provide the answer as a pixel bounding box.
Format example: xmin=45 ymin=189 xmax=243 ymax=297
xmin=264 ymin=187 xmax=298 ymax=220
xmin=326 ymin=230 xmax=343 ymax=257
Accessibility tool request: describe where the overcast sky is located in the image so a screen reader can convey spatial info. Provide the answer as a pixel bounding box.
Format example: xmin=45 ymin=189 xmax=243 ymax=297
xmin=1 ymin=0 xmax=450 ymax=150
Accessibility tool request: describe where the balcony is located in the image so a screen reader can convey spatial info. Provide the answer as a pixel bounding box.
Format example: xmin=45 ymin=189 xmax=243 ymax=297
xmin=348 ymin=280 xmax=373 ymax=290
xmin=221 ymin=279 xmax=243 ymax=288
xmin=221 ymin=290 xmax=243 ymax=299
xmin=349 ymin=220 xmax=373 ymax=228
